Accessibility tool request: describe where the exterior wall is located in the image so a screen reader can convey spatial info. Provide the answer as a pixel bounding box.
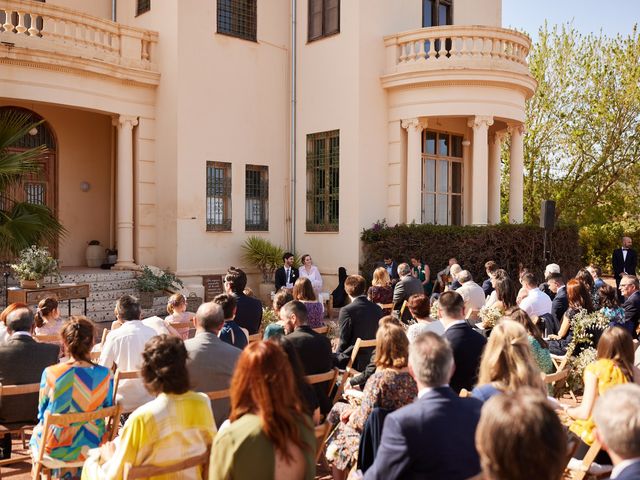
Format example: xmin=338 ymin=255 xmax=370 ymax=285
xmin=46 ymin=0 xmax=112 ymax=19
xmin=453 ymin=0 xmax=501 ymax=27
xmin=0 ymin=100 xmax=112 ymax=266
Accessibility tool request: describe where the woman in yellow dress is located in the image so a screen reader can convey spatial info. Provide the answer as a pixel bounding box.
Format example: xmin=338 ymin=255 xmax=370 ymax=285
xmin=564 ymin=326 xmax=640 ymax=464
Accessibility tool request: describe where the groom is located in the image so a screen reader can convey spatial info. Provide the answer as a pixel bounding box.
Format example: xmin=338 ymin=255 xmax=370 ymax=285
xmin=274 ymin=252 xmax=299 ymax=291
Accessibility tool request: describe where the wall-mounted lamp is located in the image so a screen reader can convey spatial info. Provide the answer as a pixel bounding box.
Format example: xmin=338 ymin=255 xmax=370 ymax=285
xmin=80 ymin=181 xmax=91 ymax=192
xmin=28 ymin=127 xmax=38 ymax=136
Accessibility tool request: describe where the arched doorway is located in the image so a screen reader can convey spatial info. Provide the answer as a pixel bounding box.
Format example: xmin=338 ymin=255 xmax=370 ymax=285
xmin=0 ymin=106 xmax=58 ymax=254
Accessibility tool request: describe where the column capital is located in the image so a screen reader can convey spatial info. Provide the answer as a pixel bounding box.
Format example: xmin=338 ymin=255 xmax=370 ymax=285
xmin=467 ymin=115 xmax=494 ymax=129
xmin=507 ymin=123 xmax=525 ymax=136
xmin=492 ymin=130 xmax=508 ymax=144
xmin=116 ymin=115 xmax=139 ymax=129
xmin=401 ymin=118 xmax=427 ymax=132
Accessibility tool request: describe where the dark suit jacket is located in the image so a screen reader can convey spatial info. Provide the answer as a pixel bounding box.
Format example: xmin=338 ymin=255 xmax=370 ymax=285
xmin=481 ymin=278 xmax=493 ymax=297
xmin=613 ymin=248 xmax=638 ymax=279
xmin=287 ymin=325 xmax=334 ymax=413
xmin=0 ymin=335 xmax=59 ymax=423
xmin=377 ymin=261 xmax=399 ymax=284
xmin=539 ymin=282 xmax=556 ymax=301
xmin=274 ymin=266 xmax=299 ymax=291
xmin=335 ymin=296 xmax=382 ymax=370
xmin=393 ymin=276 xmax=423 ymax=321
xmin=609 ymin=460 xmax=640 ymax=480
xmin=364 ymin=387 xmax=482 ymax=480
xmin=623 ymin=290 xmax=640 ymax=337
xmin=233 ymin=293 xmax=263 ymax=334
xmin=552 ymin=285 xmax=568 ymax=325
xmin=443 ymin=323 xmax=487 ymax=393
xmin=185 ymin=331 xmax=241 ymax=426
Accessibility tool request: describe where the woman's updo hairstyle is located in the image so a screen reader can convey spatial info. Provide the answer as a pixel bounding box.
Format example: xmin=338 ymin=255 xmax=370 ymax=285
xmin=141 ymin=335 xmax=190 ymax=395
xmin=60 ymin=316 xmax=95 ymax=362
xmin=35 ymin=297 xmax=59 ymax=328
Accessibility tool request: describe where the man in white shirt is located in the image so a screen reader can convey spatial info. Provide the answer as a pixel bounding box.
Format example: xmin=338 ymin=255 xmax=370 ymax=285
xmin=99 ymin=294 xmax=157 ymax=413
xmin=518 ymin=272 xmax=552 ymax=318
xmin=456 ymin=270 xmax=486 ymax=312
xmin=593 ymin=384 xmax=640 ymax=480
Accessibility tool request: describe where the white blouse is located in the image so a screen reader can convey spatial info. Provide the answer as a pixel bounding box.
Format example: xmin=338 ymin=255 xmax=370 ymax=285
xmin=299 ymin=265 xmax=323 ymax=292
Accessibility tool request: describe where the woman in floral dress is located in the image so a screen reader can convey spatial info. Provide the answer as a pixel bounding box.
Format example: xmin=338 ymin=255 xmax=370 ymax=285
xmin=326 ymin=317 xmax=417 ymax=479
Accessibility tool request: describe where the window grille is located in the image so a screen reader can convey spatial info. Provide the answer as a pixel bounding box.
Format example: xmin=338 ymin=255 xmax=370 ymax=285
xmin=24 ymin=183 xmax=46 ymax=205
xmin=306 ymin=130 xmax=339 ymax=232
xmin=308 ymin=0 xmax=340 ymax=41
xmin=206 ymin=162 xmax=232 ymax=231
xmin=217 ymin=0 xmax=257 ymax=42
xmin=245 ymin=165 xmax=268 ymax=231
xmin=137 ymin=0 xmax=151 ymax=16
xmin=422 ymin=131 xmax=463 ymax=225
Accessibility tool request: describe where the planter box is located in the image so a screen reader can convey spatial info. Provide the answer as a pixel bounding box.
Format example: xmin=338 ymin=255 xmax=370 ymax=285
xmin=138 ymin=290 xmax=165 ymax=309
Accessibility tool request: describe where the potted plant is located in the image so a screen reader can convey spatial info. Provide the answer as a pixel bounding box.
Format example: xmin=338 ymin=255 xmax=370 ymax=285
xmin=11 ymin=245 xmax=59 ymax=288
xmin=241 ymin=236 xmax=285 ymax=304
xmin=136 ymin=265 xmax=184 ymax=309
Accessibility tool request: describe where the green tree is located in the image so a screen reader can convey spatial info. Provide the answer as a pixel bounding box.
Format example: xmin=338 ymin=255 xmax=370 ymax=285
xmin=504 ymin=24 xmax=640 ymax=225
xmin=0 ymin=109 xmax=65 ymax=258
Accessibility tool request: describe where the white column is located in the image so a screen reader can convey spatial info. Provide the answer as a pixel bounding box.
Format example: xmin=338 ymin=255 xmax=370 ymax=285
xmin=468 ymin=115 xmax=493 ymax=225
xmin=462 ymin=138 xmax=471 ymax=225
xmin=488 ymin=131 xmax=505 ymax=224
xmin=114 ymin=115 xmax=138 ymax=269
xmin=401 ymin=118 xmax=426 ymax=224
xmin=509 ymin=123 xmax=525 ymax=223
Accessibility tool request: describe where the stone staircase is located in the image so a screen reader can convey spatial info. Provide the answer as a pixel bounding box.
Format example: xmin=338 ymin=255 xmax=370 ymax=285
xmin=58 ymin=269 xmax=169 ymax=327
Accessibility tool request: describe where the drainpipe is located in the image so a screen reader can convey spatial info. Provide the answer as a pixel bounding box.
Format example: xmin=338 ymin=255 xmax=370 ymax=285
xmin=290 ymin=0 xmax=297 ymax=253
xmin=111 ymin=0 xmax=116 ymax=22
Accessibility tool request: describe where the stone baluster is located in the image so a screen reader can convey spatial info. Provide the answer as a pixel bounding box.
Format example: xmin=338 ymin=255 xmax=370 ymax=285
xmin=27 ymin=14 xmax=39 ymax=36
xmin=3 ymin=9 xmax=13 ymax=33
xmin=407 ymin=40 xmax=416 ymax=62
xmin=399 ymin=41 xmax=407 ymax=63
xmin=427 ymin=37 xmax=436 ymax=59
xmin=16 ymin=11 xmax=26 ymax=34
xmin=437 ymin=36 xmax=446 ymax=58
xmin=416 ymin=39 xmax=426 ymax=61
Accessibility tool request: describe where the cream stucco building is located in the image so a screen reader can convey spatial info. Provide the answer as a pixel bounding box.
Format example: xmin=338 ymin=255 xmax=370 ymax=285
xmin=0 ymin=0 xmax=535 ymax=290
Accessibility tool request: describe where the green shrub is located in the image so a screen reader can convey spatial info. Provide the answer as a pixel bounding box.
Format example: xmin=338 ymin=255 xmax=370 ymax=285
xmin=136 ymin=266 xmax=183 ymax=292
xmin=360 ymin=222 xmax=581 ymax=283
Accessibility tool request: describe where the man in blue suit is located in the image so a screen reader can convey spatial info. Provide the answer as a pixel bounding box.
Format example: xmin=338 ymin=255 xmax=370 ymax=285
xmin=593 ymin=384 xmax=640 ymax=480
xmin=365 ymin=332 xmax=482 ymax=480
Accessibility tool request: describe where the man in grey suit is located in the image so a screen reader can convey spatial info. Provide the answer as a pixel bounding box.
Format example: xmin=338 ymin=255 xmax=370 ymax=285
xmin=393 ymin=263 xmax=424 ymax=322
xmin=185 ymin=302 xmax=241 ymax=427
xmin=0 ymin=307 xmax=59 ymax=458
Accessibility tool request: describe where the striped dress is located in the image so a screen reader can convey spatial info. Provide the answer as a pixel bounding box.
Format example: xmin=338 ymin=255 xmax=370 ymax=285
xmin=30 ymin=363 xmax=113 ymax=475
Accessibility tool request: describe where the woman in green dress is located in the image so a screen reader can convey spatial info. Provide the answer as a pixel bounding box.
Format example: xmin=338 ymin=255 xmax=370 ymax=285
xmin=410 ymin=256 xmax=433 ymax=296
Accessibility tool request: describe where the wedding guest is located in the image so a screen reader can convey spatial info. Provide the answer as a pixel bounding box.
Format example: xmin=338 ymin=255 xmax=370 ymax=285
xmin=367 ymin=267 xmax=394 ymax=308
xmin=331 ymin=267 xmax=349 ymax=308
xmin=263 ymin=290 xmax=294 ymax=340
xmin=456 ymin=270 xmax=486 ymax=312
xmin=83 ymin=335 xmax=215 ymax=479
xmin=576 ymin=267 xmax=599 ymax=309
xmin=619 ymin=274 xmax=640 ymax=337
xmin=164 ymin=293 xmax=194 ymax=339
xmin=472 ymin=320 xmax=545 ymax=402
xmin=540 ymin=263 xmax=561 ymax=301
xmin=509 ymin=308 xmax=554 ymax=374
xmin=547 ymin=272 xmax=568 ymax=328
xmin=476 ymin=388 xmax=566 ymax=480
xmin=392 ymin=263 xmax=423 ymax=322
xmin=599 ymin=284 xmax=632 ymax=334
xmin=30 ymin=317 xmax=113 ymax=478
xmin=491 ymin=275 xmax=518 ymax=314
xmin=587 ymin=264 xmax=606 ymax=290
xmin=548 ymin=279 xmax=594 ymax=355
xmin=519 ymin=273 xmax=552 ymax=318
xmin=214 ymin=294 xmax=248 ymax=350
xmin=34 ymin=297 xmax=64 ymax=336
xmin=224 ymin=267 xmax=262 ymax=335
xmin=482 ymin=261 xmax=498 ymax=297
xmin=410 ymin=256 xmax=432 ymax=296
xmin=564 ymin=327 xmax=640 ymax=464
xmin=485 ymin=269 xmax=508 ymax=308
xmin=209 ymin=341 xmax=315 ymax=479
xmin=406 ymin=294 xmax=444 ymax=343
xmin=612 ymin=236 xmax=637 ymax=301
xmin=299 ymin=254 xmax=323 ymax=293
xmin=293 ymin=277 xmax=325 ymax=329
xmin=380 ymin=255 xmax=399 ymax=285
xmin=0 ymin=302 xmax=27 ymax=347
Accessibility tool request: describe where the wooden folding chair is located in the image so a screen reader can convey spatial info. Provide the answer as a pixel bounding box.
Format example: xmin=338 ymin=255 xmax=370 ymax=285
xmin=565 ymin=439 xmax=613 ymax=480
xmin=0 ymin=382 xmax=41 ymax=471
xmin=305 ymin=368 xmax=339 ymax=398
xmin=34 ymin=334 xmax=59 ymax=344
xmin=124 ymin=444 xmax=211 ymax=479
xmin=550 ymin=354 xmax=576 ymax=401
xmin=31 ymin=404 xmax=121 ymax=480
xmin=113 ymin=370 xmax=141 ymax=406
xmin=333 ymin=338 xmax=377 ymax=402
xmin=313 ymin=325 xmax=329 ymax=335
xmin=248 ymin=333 xmax=261 ymax=343
xmin=100 ymin=328 xmax=109 ymax=346
xmin=205 ymin=389 xmax=231 ymax=401
xmin=314 ymin=421 xmax=332 ymax=464
xmin=379 ymin=303 xmax=394 ymax=313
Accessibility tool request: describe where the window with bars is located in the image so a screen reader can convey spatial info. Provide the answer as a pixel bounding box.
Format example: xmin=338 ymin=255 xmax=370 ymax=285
xmin=217 ymin=0 xmax=257 ymax=42
xmin=206 ymin=162 xmax=232 ymax=231
xmin=245 ymin=165 xmax=268 ymax=231
xmin=136 ymin=0 xmax=150 ymax=16
xmin=306 ymin=130 xmax=339 ymax=232
xmin=422 ymin=0 xmax=452 ymax=27
xmin=308 ymin=0 xmax=340 ymax=42
xmin=421 ymin=131 xmax=463 ymax=226
xmin=25 ymin=183 xmax=46 ymax=205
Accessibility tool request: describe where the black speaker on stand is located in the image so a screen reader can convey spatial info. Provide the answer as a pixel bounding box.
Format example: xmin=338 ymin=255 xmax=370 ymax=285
xmin=540 ymin=200 xmax=556 ymax=263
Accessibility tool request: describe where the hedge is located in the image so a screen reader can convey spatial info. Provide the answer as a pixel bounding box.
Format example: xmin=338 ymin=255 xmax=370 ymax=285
xmin=360 ymin=223 xmax=582 ymax=284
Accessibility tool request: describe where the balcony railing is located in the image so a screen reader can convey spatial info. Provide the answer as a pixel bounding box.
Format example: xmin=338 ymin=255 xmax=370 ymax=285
xmin=0 ymin=0 xmax=158 ymax=73
xmin=384 ymin=25 xmax=531 ymax=76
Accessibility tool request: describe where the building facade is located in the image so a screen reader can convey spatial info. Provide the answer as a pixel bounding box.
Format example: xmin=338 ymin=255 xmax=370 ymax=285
xmin=0 ymin=0 xmax=535 ymax=290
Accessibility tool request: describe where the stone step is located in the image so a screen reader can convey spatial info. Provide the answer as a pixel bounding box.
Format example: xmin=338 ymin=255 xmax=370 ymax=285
xmin=59 ymin=270 xmax=137 ymax=283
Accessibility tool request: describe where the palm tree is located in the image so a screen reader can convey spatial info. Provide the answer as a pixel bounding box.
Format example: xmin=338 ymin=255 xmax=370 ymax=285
xmin=0 ymin=109 xmax=65 ymax=258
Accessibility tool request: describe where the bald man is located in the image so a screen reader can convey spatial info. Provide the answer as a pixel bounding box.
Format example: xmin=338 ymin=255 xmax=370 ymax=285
xmin=613 ymin=236 xmax=637 ymax=300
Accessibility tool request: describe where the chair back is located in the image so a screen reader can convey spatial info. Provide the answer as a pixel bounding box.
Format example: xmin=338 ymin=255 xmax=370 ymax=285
xmin=205 ymin=389 xmax=231 ymax=401
xmin=333 ymin=338 xmax=376 ymax=402
xmin=35 ymin=334 xmax=59 ymax=344
xmin=0 ymin=382 xmax=40 ymax=397
xmin=100 ymin=327 xmax=109 ymax=346
xmin=32 ymin=404 xmax=121 ymax=479
xmin=113 ymin=369 xmax=141 ymax=406
xmin=123 ymin=444 xmax=211 ymax=479
xmin=314 ymin=422 xmax=332 ymax=463
xmin=168 ymin=321 xmax=193 ymax=332
xmin=305 ymin=368 xmax=339 ymax=396
xmin=565 ymin=439 xmax=612 ymax=480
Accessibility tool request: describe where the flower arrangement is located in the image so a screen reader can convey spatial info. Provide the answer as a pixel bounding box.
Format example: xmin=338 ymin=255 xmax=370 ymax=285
xmin=566 ymin=347 xmax=597 ymax=395
xmin=261 ymin=307 xmax=278 ymax=328
xmin=11 ymin=245 xmax=59 ymax=284
xmin=430 ymin=301 xmax=440 ymax=320
xmin=565 ymin=309 xmax=609 ymax=356
xmin=478 ymin=305 xmax=502 ymax=330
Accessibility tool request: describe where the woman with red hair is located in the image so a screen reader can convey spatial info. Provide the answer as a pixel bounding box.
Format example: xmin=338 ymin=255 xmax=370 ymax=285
xmin=548 ymin=278 xmax=594 ymax=355
xmin=209 ymin=341 xmax=315 ymax=479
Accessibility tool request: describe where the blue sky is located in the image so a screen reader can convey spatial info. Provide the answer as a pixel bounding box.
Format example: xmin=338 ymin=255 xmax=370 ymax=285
xmin=502 ymin=0 xmax=640 ymax=41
